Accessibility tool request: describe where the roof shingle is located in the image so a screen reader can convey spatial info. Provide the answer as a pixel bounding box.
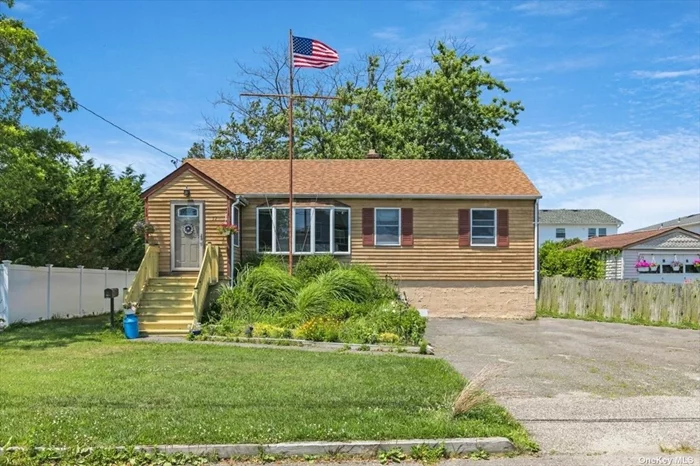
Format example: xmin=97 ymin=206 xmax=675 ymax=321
xmin=570 ymin=227 xmax=700 ymax=250
xmin=539 ymin=209 xmax=622 ymax=226
xmin=179 ymin=159 xmax=541 ymax=198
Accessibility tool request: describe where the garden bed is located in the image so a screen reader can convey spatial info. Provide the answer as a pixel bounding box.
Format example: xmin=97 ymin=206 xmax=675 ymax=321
xmin=202 ymin=255 xmax=427 ymax=346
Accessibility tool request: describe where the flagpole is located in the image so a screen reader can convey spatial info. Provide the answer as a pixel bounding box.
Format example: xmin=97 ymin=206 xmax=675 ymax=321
xmin=287 ymin=28 xmax=294 ymax=275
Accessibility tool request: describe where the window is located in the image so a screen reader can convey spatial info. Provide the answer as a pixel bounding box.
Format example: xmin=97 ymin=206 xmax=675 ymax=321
xmin=257 ymin=206 xmax=350 ymax=254
xmin=471 ymin=209 xmax=496 ymax=246
xmin=177 ymin=206 xmax=199 ymax=218
xmin=598 ymin=228 xmax=607 ymax=237
xmin=334 ymin=209 xmax=350 ymax=253
xmin=315 ymin=209 xmax=331 ymax=253
xmin=257 ymin=209 xmax=273 ymax=252
xmin=375 ymin=208 xmax=401 ymax=246
xmin=294 ymin=208 xmax=312 ymax=253
xmin=275 ymin=208 xmax=289 ymax=253
xmin=555 ymin=228 xmax=566 ymax=239
xmin=232 ymin=206 xmax=240 ymax=247
xmin=588 ymin=228 xmax=596 ymax=239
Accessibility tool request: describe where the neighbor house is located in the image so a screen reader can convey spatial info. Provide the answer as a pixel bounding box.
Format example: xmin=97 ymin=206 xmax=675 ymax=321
xmin=632 ymin=213 xmax=700 ymax=235
xmin=130 ymin=158 xmax=541 ymax=334
xmin=538 ymin=209 xmax=622 ymax=245
xmin=573 ymin=227 xmax=700 ymax=284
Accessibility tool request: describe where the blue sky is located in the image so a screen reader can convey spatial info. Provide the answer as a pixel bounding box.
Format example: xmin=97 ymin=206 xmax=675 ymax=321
xmin=9 ymin=0 xmax=700 ymax=231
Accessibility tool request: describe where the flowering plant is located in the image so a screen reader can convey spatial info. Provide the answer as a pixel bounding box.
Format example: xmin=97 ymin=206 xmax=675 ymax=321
xmin=132 ymin=220 xmax=155 ymax=236
xmin=635 ymin=259 xmax=650 ymax=268
xmin=694 ymin=259 xmax=700 ymax=270
xmin=671 ymin=260 xmax=682 ymax=267
xmin=216 ymin=223 xmax=239 ymax=236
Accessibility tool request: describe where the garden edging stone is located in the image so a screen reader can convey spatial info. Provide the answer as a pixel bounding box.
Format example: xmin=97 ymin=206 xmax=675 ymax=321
xmin=0 ymin=437 xmax=515 ymax=458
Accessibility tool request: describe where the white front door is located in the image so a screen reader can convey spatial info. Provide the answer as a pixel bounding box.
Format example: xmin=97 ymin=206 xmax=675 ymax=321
xmin=172 ymin=202 xmax=203 ymax=270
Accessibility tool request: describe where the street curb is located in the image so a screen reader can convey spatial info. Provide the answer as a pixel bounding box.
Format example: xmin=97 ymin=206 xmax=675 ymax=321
xmin=137 ymin=335 xmax=435 ymax=355
xmin=0 ymin=438 xmax=514 ymax=457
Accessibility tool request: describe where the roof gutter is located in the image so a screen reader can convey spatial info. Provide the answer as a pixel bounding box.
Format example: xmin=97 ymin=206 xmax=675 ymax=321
xmin=242 ymin=193 xmax=542 ymax=200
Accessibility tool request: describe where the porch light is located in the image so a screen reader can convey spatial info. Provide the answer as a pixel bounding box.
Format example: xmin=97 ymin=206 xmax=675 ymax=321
xmin=183 ymin=186 xmax=191 ymax=198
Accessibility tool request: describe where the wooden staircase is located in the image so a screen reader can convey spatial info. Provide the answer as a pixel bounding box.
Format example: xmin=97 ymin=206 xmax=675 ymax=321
xmin=125 ymin=243 xmax=220 ymax=337
xmin=138 ymin=276 xmax=196 ymax=336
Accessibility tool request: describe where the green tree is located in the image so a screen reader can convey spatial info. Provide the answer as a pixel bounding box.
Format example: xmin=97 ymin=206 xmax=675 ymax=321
xmin=539 ymin=239 xmax=606 ymax=280
xmin=199 ymin=41 xmax=523 ymax=160
xmin=0 ymin=1 xmax=145 ymax=269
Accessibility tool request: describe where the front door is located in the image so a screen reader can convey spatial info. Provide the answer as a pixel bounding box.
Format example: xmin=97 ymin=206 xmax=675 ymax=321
xmin=173 ymin=203 xmax=203 ymax=270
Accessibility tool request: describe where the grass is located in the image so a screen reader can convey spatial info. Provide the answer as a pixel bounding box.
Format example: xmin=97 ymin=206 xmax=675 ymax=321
xmin=0 ymin=316 xmax=536 ymax=451
xmin=537 ymin=307 xmax=699 ymax=330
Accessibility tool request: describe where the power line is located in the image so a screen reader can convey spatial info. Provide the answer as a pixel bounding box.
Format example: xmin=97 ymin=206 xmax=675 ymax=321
xmin=77 ymin=103 xmax=180 ymax=166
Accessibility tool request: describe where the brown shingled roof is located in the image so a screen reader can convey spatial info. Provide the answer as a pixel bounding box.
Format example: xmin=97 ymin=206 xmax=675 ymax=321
xmin=177 ymin=159 xmax=540 ymax=198
xmin=571 ymin=227 xmax=700 ymax=250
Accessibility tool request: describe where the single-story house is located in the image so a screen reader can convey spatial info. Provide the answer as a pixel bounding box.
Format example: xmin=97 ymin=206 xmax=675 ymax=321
xmin=574 ymin=227 xmax=700 ymax=284
xmin=133 ymin=157 xmax=541 ymax=334
xmin=538 ymin=209 xmax=622 ymax=245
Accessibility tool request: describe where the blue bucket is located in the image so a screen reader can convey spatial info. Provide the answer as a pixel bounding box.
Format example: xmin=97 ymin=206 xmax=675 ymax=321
xmin=123 ymin=313 xmax=140 ymax=339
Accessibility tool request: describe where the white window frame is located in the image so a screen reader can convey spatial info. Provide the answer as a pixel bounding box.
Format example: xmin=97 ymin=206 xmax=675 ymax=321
xmin=232 ymin=205 xmax=240 ymax=247
xmin=257 ymin=206 xmax=351 ymax=255
xmin=374 ymin=207 xmax=401 ymax=247
xmin=598 ymin=227 xmax=607 ymax=237
xmin=470 ymin=208 xmax=497 ymax=247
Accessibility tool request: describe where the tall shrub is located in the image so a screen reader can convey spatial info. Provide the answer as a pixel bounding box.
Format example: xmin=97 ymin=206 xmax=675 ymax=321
xmin=539 ymin=240 xmax=604 ymax=280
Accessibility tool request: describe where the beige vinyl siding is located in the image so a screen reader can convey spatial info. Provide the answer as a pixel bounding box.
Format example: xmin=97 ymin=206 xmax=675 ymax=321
xmin=240 ymin=198 xmax=535 ymax=281
xmin=146 ymin=172 xmax=229 ymax=276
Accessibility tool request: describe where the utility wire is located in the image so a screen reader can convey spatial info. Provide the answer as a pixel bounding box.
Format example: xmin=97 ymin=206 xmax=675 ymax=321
xmin=77 ymin=103 xmax=181 ymax=166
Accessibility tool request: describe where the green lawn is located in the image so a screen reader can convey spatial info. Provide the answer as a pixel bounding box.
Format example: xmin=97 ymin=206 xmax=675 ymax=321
xmin=0 ymin=316 xmax=535 ymax=451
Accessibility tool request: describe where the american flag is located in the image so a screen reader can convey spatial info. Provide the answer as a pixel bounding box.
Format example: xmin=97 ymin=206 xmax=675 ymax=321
xmin=293 ymin=36 xmax=339 ymax=69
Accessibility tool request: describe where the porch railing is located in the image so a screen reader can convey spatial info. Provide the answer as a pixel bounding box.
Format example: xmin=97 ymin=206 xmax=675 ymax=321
xmin=123 ymin=245 xmax=159 ymax=307
xmin=192 ymin=243 xmax=219 ymax=324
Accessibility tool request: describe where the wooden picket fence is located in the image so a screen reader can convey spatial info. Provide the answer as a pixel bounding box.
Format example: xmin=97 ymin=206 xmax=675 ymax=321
xmin=538 ymin=276 xmax=700 ymax=327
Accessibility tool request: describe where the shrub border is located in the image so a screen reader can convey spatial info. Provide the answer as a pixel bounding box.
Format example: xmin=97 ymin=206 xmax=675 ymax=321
xmin=0 ymin=437 xmax=514 ymax=458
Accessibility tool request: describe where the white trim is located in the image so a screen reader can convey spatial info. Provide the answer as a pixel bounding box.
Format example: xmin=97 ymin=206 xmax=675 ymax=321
xmin=470 ymin=208 xmax=497 ymax=247
xmin=171 ymin=200 xmax=204 ymax=272
xmin=257 ymin=206 xmax=351 ymax=255
xmin=374 ymin=207 xmax=401 ymax=247
xmin=243 ymin=193 xmax=541 ymax=200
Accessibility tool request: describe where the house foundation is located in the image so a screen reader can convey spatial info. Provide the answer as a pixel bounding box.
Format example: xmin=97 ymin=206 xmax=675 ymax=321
xmin=399 ymin=280 xmax=536 ymax=319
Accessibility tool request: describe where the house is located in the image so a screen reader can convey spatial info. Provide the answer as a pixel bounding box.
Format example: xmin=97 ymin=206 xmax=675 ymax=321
xmin=538 ymin=209 xmax=622 ymax=245
xmin=131 ymin=158 xmax=541 ymax=334
xmin=573 ymin=227 xmax=700 ymax=284
xmin=632 ymin=213 xmax=700 ymax=235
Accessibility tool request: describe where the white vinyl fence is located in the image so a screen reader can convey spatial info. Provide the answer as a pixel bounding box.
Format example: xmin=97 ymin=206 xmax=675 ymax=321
xmin=0 ymin=261 xmax=137 ymax=326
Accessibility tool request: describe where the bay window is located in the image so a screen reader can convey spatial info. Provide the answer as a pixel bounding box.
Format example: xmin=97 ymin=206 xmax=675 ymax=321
xmin=257 ymin=206 xmax=350 ymax=254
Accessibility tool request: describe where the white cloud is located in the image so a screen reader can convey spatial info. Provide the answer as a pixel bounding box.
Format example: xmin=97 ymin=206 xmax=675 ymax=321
xmin=632 ymin=69 xmax=700 ymax=79
xmin=541 ymin=56 xmax=603 ymax=72
xmin=506 ymin=128 xmax=700 ymax=231
xmin=372 ymin=27 xmax=403 ymax=42
xmin=513 ymin=0 xmax=605 ymax=17
xmin=654 ymin=54 xmax=700 ymax=63
xmin=11 ymin=1 xmax=36 ymax=13
xmin=503 ymin=76 xmax=541 ymax=83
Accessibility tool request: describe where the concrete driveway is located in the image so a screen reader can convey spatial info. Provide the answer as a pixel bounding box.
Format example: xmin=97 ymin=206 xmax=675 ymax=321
xmin=427 ymin=317 xmax=700 ymax=460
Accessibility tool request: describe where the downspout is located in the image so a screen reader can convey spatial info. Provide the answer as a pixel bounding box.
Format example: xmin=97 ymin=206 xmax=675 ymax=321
xmin=534 ymin=199 xmax=540 ymax=301
xmin=230 ymin=195 xmax=244 ymax=287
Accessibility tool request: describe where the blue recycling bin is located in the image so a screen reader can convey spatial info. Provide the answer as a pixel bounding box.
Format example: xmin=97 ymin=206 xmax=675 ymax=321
xmin=123 ymin=313 xmax=140 ymax=339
